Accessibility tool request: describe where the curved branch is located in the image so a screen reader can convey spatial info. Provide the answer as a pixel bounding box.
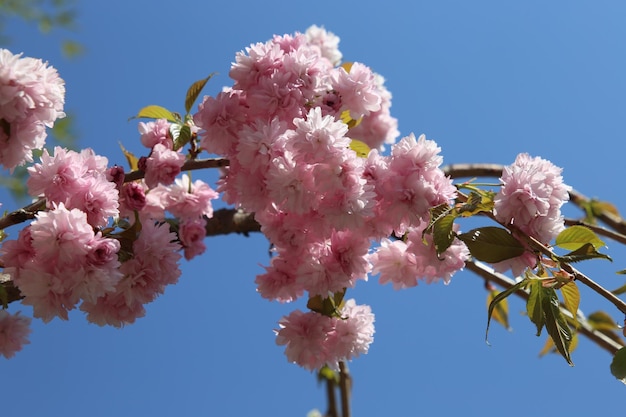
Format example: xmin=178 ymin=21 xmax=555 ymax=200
xmin=442 ymin=162 xmax=626 ymax=235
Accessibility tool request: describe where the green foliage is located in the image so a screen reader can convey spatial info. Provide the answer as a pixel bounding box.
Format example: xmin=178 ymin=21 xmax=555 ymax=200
xmin=307 ymin=289 xmax=346 ymax=318
xmin=457 ymin=227 xmax=526 ymax=263
xmin=349 ymin=139 xmax=370 ymax=158
xmin=555 ymin=225 xmax=605 ymax=251
xmin=610 ymin=347 xmax=626 ymax=382
xmin=526 ymin=278 xmax=574 ymax=365
xmin=425 ymin=203 xmax=457 ymax=255
xmin=184 ymin=73 xmax=216 ymax=115
xmin=456 ymin=189 xmax=495 ymax=217
xmin=486 ymin=289 xmax=510 ymax=330
xmin=553 ymin=243 xmax=612 ymax=264
xmin=130 ymin=105 xmax=179 ymax=123
xmin=486 ymin=272 xmax=575 ymax=366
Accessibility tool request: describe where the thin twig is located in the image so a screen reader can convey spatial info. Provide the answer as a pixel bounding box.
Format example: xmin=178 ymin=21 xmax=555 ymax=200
xmin=338 ymin=362 xmax=351 ymax=417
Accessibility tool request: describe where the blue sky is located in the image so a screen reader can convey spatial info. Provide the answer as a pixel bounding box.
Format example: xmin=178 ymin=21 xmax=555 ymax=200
xmin=3 ymin=1 xmax=626 ymax=416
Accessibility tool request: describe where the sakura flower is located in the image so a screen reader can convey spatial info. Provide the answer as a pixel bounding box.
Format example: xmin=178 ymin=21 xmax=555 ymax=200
xmin=82 ymin=221 xmax=181 ymax=327
xmin=143 ymin=143 xmax=186 ymax=188
xmin=491 ymin=153 xmax=570 ymax=275
xmin=0 ymin=49 xmax=65 ymax=170
xmin=275 ymin=309 xmax=335 ymax=371
xmin=138 ymin=118 xmax=172 ymax=149
xmin=179 ymin=217 xmax=207 ymax=260
xmin=305 ymin=25 xmax=343 ymax=66
xmin=326 ymin=300 xmax=375 ymax=367
xmin=330 ymin=62 xmax=382 ymax=120
xmin=0 ymin=310 xmax=31 ymax=358
xmin=494 ymin=153 xmax=570 ymax=243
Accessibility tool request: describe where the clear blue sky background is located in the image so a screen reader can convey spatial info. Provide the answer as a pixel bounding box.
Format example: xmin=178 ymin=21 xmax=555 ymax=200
xmin=3 ymin=1 xmax=626 ymax=416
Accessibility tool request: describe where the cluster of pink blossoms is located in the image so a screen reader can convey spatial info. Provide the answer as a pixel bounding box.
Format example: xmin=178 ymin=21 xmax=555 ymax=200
xmin=192 ymin=26 xmax=467 ymax=370
xmin=493 ymin=153 xmax=571 ymax=276
xmin=1 ymin=130 xmax=219 ymax=336
xmin=0 ymin=49 xmax=65 ymax=171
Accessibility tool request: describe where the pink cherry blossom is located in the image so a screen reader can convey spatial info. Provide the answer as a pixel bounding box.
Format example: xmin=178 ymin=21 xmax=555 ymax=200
xmin=81 ymin=221 xmax=181 ymax=327
xmin=305 ymin=25 xmax=342 ymax=66
xmin=275 ymin=309 xmax=335 ymax=371
xmin=326 ymin=300 xmax=375 ymax=367
xmin=0 ymin=49 xmax=65 ymax=170
xmin=143 ymin=143 xmax=186 ymax=188
xmin=255 ymin=255 xmax=305 ymax=302
xmin=158 ymin=174 xmax=219 ymax=219
xmin=179 ymin=217 xmax=207 ymax=260
xmin=0 ymin=310 xmax=31 ymax=358
xmin=138 ymin=118 xmax=173 ymax=149
xmin=1 ymin=203 xmax=123 ymax=321
xmin=330 ymin=62 xmax=382 ymax=120
xmin=491 ymin=153 xmax=570 ymax=275
xmin=494 ymin=153 xmax=570 ymax=243
xmin=370 ymin=221 xmax=469 ymax=288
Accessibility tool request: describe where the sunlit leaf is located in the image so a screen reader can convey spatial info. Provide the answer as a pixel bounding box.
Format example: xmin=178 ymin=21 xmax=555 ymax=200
xmin=486 ymin=290 xmax=510 ymax=330
xmin=560 ymin=281 xmax=580 ymax=328
xmin=61 ymin=39 xmax=84 ymax=58
xmin=457 ymin=227 xmax=526 ymax=263
xmin=587 ymin=311 xmax=619 ymax=331
xmin=541 ymin=286 xmax=574 ymax=365
xmin=340 ymin=109 xmax=362 ymax=128
xmin=555 ymin=225 xmax=605 ymax=251
xmin=173 ymin=124 xmax=192 ymax=151
xmin=431 ymin=211 xmax=457 ymax=255
xmin=611 ymin=282 xmax=626 ymax=295
xmin=554 ymin=243 xmax=612 ymax=263
xmin=591 ymin=200 xmax=621 ymax=218
xmin=184 ymin=73 xmax=216 ymax=115
xmin=526 ymin=279 xmax=545 ymax=336
xmin=486 ymin=278 xmax=528 ymax=344
xmin=539 ymin=332 xmax=578 ymax=357
xmin=119 ymin=142 xmax=139 ymax=171
xmin=349 ymin=139 xmax=370 ymax=158
xmin=130 ymin=105 xmax=178 ymax=122
xmin=457 ymin=190 xmax=495 ymax=217
xmin=610 ymin=347 xmax=626 ymax=383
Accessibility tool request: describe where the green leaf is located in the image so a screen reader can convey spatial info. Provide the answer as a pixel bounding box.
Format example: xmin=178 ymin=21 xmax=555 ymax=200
xmin=349 ymin=139 xmax=371 ymax=158
xmin=610 ymin=347 xmax=626 ymax=382
xmin=61 ymin=39 xmax=84 ymax=58
xmin=457 ymin=190 xmax=495 ymax=217
xmin=457 ymin=227 xmax=526 ymax=263
xmin=611 ymin=283 xmax=626 ymax=295
xmin=554 ymin=242 xmax=612 ymax=263
xmin=590 ymin=199 xmax=621 ymax=218
xmin=526 ymin=279 xmax=546 ymax=336
xmin=486 ymin=290 xmax=510 ymax=331
xmin=172 ymin=124 xmax=192 ymax=151
xmin=119 ymin=142 xmax=139 ymax=171
xmin=307 ymin=289 xmax=346 ymax=318
xmin=527 ymin=281 xmax=574 ymax=365
xmin=184 ymin=73 xmax=216 ymax=115
xmin=555 ymin=225 xmax=605 ymax=251
xmin=560 ymin=281 xmax=580 ymax=328
xmin=130 ymin=105 xmax=178 ymax=122
xmin=587 ymin=311 xmax=619 ymax=331
xmin=486 ymin=278 xmax=528 ymax=344
xmin=432 ymin=211 xmax=457 ymax=255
